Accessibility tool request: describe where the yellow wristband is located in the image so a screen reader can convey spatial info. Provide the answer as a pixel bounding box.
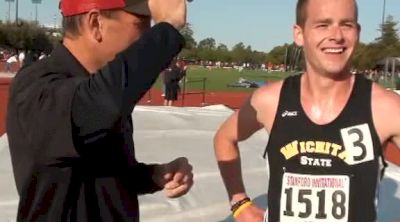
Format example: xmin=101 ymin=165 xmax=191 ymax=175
xmin=232 ymin=201 xmax=252 ymax=218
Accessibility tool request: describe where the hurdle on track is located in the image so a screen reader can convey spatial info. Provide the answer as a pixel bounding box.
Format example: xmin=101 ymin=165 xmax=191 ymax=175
xmin=181 ymin=76 xmax=207 ymax=107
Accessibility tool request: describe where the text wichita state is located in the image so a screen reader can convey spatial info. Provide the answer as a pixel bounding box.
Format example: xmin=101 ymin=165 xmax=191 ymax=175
xmin=280 ymin=140 xmax=350 ymax=167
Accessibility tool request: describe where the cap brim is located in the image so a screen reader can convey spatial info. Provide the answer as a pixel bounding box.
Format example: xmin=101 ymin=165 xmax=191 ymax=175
xmin=124 ymin=1 xmax=150 ymax=16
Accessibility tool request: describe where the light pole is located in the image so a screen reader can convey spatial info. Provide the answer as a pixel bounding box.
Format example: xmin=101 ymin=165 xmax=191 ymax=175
xmin=381 ymin=0 xmax=386 ymax=37
xmin=15 ymin=0 xmax=18 ymax=24
xmin=35 ymin=4 xmax=38 ymax=22
xmin=53 ymin=14 xmax=57 ymax=29
xmin=32 ymin=0 xmax=42 ymax=23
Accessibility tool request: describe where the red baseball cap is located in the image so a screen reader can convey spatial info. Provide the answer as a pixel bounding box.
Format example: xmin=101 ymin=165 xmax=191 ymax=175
xmin=59 ymin=0 xmax=150 ymax=17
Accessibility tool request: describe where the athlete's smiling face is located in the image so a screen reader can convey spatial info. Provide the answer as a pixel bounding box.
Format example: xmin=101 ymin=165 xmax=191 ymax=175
xmin=293 ymin=0 xmax=360 ymax=77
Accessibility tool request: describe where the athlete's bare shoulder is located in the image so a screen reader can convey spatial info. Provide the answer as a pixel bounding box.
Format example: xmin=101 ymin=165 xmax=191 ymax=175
xmin=371 ymin=83 xmax=400 ymax=113
xmin=250 ymin=79 xmax=284 ymax=132
xmin=371 ymin=82 xmax=400 ymax=144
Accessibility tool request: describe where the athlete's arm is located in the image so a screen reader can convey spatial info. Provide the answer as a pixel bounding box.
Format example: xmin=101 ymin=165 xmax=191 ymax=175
xmin=214 ymin=97 xmax=263 ymax=201
xmin=214 ymin=82 xmax=282 ymax=220
xmin=371 ymin=83 xmax=400 ymax=149
xmin=387 ymin=92 xmax=400 ymax=149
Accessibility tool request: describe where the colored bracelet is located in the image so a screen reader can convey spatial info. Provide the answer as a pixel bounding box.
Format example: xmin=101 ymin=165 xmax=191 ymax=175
xmin=232 ymin=201 xmax=252 ymax=218
xmin=230 ymin=197 xmax=251 ymax=212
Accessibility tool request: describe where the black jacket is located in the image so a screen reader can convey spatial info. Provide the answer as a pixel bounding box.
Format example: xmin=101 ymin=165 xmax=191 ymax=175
xmin=6 ymin=23 xmax=184 ymax=221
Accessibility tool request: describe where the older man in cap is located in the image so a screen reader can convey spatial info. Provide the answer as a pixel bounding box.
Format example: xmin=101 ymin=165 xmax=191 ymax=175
xmin=6 ymin=0 xmax=193 ymax=221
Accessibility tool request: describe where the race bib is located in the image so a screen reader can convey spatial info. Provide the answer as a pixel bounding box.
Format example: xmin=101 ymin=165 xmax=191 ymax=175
xmin=280 ymin=172 xmax=350 ymax=222
xmin=340 ymin=123 xmax=374 ymax=165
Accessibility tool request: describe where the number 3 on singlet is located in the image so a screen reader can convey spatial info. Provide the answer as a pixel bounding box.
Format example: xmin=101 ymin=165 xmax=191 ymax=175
xmin=280 ymin=173 xmax=350 ymax=222
xmin=340 ymin=123 xmax=374 ymax=165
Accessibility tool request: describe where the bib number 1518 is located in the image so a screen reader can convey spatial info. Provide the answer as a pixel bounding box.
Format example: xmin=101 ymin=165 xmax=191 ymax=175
xmin=280 ymin=173 xmax=349 ymax=222
xmin=283 ymin=188 xmax=346 ymax=219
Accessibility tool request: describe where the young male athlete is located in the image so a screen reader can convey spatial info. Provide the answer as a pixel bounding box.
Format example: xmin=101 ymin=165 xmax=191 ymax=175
xmin=214 ymin=0 xmax=400 ymax=221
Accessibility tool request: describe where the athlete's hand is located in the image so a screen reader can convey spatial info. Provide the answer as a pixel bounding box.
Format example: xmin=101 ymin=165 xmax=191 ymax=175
xmin=234 ymin=204 xmax=265 ymax=222
xmin=149 ymin=0 xmax=187 ymax=30
xmin=152 ymin=157 xmax=193 ymax=198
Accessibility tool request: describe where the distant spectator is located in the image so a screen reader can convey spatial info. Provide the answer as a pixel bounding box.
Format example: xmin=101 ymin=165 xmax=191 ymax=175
xmin=6 ymin=54 xmax=18 ymax=73
xmin=18 ymin=51 xmax=25 ymax=68
xmin=164 ymin=60 xmax=186 ymax=106
xmin=38 ymin=52 xmax=47 ymax=60
xmin=21 ymin=50 xmax=41 ymax=69
xmin=0 ymin=51 xmax=5 ymax=61
xmin=160 ymin=69 xmax=166 ymax=97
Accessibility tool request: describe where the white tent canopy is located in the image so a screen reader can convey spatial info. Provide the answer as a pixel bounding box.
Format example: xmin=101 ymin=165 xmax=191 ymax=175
xmin=376 ymin=57 xmax=400 ymax=71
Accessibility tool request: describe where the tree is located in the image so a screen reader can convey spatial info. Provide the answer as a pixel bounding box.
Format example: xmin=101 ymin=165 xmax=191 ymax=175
xmin=376 ymin=15 xmax=399 ymax=47
xmin=373 ymin=15 xmax=400 ymax=60
xmin=198 ymin=38 xmax=216 ymax=50
xmin=352 ymin=42 xmax=370 ymax=70
xmin=0 ymin=20 xmax=53 ymax=52
xmin=243 ymin=45 xmax=255 ymax=63
xmin=231 ymin=42 xmax=246 ymax=63
xmin=349 ymin=15 xmax=400 ymax=70
xmin=232 ymin=42 xmax=245 ymax=52
xmin=217 ymin=43 xmax=228 ymax=51
xmin=266 ymin=44 xmax=288 ymax=65
xmin=197 ymin=48 xmax=218 ymax=61
xmin=180 ymin=23 xmax=197 ymax=49
xmin=213 ymin=43 xmax=231 ymax=62
xmin=251 ymin=51 xmax=268 ymax=65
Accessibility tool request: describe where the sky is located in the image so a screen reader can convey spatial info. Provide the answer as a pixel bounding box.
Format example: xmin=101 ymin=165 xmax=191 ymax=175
xmin=0 ymin=0 xmax=399 ymax=52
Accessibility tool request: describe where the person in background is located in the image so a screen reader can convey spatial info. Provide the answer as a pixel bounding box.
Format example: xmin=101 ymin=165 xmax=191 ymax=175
xmin=164 ymin=59 xmax=186 ymax=106
xmin=18 ymin=50 xmax=25 ymax=68
xmin=38 ymin=52 xmax=47 ymax=60
xmin=5 ymin=54 xmax=18 ymax=73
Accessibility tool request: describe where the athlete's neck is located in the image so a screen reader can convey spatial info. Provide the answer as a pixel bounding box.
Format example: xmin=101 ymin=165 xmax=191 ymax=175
xmin=300 ymin=71 xmax=355 ymax=125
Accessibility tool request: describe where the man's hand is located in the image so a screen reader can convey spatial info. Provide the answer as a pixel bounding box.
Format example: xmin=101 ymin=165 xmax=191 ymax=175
xmin=149 ymin=0 xmax=187 ymax=30
xmin=153 ymin=157 xmax=193 ymax=198
xmin=234 ymin=204 xmax=265 ymax=222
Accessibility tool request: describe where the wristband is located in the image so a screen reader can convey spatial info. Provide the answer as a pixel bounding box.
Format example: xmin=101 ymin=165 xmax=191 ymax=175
xmin=231 ymin=197 xmax=250 ymax=213
xmin=232 ymin=201 xmax=252 ymax=218
xmin=230 ymin=197 xmax=250 ymax=212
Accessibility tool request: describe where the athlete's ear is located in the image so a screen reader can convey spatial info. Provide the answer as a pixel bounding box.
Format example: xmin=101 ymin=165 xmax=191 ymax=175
xmin=293 ymin=24 xmax=304 ymax=47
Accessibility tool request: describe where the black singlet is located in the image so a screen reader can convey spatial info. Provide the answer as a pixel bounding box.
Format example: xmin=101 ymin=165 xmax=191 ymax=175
xmin=264 ymin=74 xmax=386 ymax=222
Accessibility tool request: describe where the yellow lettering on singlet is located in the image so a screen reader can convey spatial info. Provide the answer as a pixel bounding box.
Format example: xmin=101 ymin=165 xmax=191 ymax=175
xmin=338 ymin=150 xmax=349 ymax=162
xmin=330 ymin=143 xmax=343 ymax=156
xmin=280 ymin=140 xmax=345 ymax=162
xmin=324 ymin=142 xmax=332 ymax=154
xmin=299 ymin=141 xmax=306 ymax=153
xmin=305 ymin=141 xmax=315 ymax=153
xmin=280 ymin=140 xmax=299 ymax=159
xmin=315 ymin=141 xmax=329 ymax=154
